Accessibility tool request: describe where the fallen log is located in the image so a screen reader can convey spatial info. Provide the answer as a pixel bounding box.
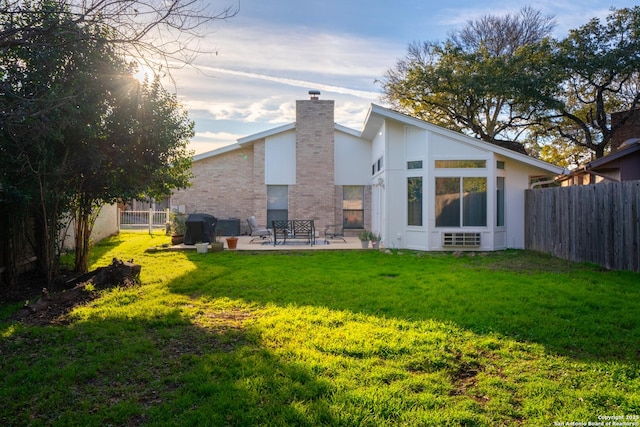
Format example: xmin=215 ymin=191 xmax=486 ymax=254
xmin=10 ymin=258 xmax=141 ymax=324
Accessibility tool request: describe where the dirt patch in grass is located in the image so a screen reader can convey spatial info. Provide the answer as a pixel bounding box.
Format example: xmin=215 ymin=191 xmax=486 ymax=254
xmin=458 ymin=250 xmax=600 ymax=273
xmin=6 ymin=259 xmax=141 ymax=326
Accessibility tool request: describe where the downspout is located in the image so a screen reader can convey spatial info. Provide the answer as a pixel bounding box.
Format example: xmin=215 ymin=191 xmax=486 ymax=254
xmin=530 ymin=168 xmax=570 ymax=189
xmin=530 ymin=178 xmax=557 ymax=189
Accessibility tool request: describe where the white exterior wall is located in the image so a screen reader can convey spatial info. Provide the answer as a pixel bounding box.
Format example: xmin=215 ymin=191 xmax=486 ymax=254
xmin=335 ymin=132 xmax=371 ymax=185
xmin=502 ymin=160 xmax=538 ymax=249
xmin=378 ymin=119 xmax=542 ymax=252
xmin=265 ymin=130 xmax=296 ymax=184
xmin=63 ymin=203 xmax=119 ymax=250
xmin=370 ymin=122 xmax=387 ymax=238
xmin=377 ymin=115 xmax=563 ymax=251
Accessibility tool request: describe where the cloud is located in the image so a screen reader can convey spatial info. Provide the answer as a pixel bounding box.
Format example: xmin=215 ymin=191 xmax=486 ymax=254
xmin=197 ymin=67 xmax=380 ymax=100
xmin=199 ymin=23 xmax=401 ymax=79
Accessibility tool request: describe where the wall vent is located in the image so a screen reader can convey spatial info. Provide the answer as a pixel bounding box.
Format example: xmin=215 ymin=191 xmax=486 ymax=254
xmin=442 ymin=232 xmax=481 ymax=247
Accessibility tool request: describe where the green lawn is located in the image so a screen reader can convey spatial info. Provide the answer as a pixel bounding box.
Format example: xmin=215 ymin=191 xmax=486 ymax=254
xmin=1 ymin=231 xmax=639 ymax=426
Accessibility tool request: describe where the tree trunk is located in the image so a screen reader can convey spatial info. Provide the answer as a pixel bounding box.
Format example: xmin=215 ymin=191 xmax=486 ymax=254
xmin=74 ymin=197 xmax=99 ymax=273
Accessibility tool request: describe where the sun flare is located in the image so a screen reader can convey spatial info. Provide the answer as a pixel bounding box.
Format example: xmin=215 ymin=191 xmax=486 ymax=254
xmin=132 ymin=62 xmax=154 ymax=83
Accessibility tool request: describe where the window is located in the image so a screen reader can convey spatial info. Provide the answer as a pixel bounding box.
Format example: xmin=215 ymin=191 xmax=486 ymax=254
xmin=343 ymin=186 xmax=364 ymax=229
xmin=435 ymin=160 xmax=486 ymax=168
xmin=496 ymin=177 xmax=505 ymax=226
xmin=267 ymin=185 xmax=288 ymax=226
xmin=435 ymin=177 xmax=487 ymax=227
xmin=435 ymin=178 xmax=460 ymax=227
xmin=372 ymin=157 xmax=384 ymax=175
xmin=407 ymin=177 xmax=423 ymax=226
xmin=407 ymin=160 xmax=423 ymax=169
xmin=463 ymin=178 xmax=487 ymax=226
xmin=497 ymin=161 xmax=505 ymax=170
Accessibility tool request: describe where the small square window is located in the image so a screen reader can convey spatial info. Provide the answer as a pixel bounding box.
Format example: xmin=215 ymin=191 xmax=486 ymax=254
xmin=408 ymin=160 xmax=423 ymax=169
xmin=497 ymin=161 xmax=505 ymax=169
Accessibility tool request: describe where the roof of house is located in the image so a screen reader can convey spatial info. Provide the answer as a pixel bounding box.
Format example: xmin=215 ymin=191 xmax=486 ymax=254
xmin=194 ymin=122 xmax=359 ymax=162
xmin=193 ymin=102 xmax=568 ymax=177
xmin=362 ymin=104 xmax=566 ymax=175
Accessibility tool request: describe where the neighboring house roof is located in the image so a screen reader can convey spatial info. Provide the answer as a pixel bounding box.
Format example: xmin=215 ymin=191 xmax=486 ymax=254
xmin=586 ymin=138 xmax=640 ymax=170
xmin=362 ymin=104 xmax=566 ymax=176
xmin=556 ymin=138 xmax=640 ymax=185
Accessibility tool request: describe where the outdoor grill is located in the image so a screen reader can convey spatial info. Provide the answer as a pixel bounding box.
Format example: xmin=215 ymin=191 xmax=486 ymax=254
xmin=183 ymin=214 xmax=217 ymax=245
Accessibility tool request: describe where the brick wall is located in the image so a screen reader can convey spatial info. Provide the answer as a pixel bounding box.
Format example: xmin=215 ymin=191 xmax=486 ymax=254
xmin=252 ymin=141 xmax=267 ymax=227
xmin=290 ymin=99 xmax=335 ymax=232
xmin=170 ymin=145 xmax=257 ymax=234
xmin=611 ymin=109 xmax=640 ymax=151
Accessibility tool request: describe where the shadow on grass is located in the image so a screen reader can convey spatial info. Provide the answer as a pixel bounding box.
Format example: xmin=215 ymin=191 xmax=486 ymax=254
xmin=3 ymin=247 xmax=638 ymax=425
xmin=171 ymin=249 xmax=640 ymax=363
xmin=0 ymin=311 xmax=336 ymax=426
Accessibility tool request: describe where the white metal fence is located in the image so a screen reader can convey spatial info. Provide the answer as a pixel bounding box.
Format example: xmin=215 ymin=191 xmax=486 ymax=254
xmin=118 ymin=209 xmax=170 ymax=232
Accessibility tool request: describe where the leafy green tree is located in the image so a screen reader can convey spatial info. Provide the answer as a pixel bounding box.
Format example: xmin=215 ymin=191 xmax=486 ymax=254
xmin=71 ymin=76 xmax=193 ymax=272
xmin=381 ymin=7 xmax=556 ymax=154
xmin=382 ymin=6 xmax=640 ymax=162
xmin=1 ymin=1 xmax=93 ymax=283
xmin=543 ymin=7 xmax=640 ymax=159
xmin=1 ymin=0 xmax=195 ymax=282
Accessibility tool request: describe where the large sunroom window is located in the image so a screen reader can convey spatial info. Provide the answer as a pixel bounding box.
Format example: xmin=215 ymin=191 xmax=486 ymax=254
xmin=435 ymin=177 xmax=487 ymax=227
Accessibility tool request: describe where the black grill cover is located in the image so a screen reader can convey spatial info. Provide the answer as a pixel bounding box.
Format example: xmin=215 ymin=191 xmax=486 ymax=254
xmin=184 ymin=214 xmax=217 ymax=245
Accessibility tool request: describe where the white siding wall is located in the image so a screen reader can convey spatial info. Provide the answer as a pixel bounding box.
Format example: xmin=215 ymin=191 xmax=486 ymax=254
xmin=503 ymin=161 xmax=536 ymax=249
xmin=63 ymin=204 xmax=119 ymax=250
xmin=335 ymin=132 xmax=371 ymax=185
xmin=265 ymin=130 xmax=296 ymax=184
xmin=403 ymin=126 xmax=429 ymax=250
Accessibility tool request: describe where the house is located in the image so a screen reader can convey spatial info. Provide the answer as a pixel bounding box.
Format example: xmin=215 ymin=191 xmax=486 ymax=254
xmin=558 ymin=109 xmax=640 ymax=186
xmin=170 ymin=92 xmax=565 ymax=251
xmin=558 ymin=138 xmax=640 ymax=186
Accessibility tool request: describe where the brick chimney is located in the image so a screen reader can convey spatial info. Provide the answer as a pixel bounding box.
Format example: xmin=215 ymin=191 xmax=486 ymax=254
xmin=611 ymin=109 xmax=640 ymax=151
xmin=289 ymin=91 xmax=335 ymax=230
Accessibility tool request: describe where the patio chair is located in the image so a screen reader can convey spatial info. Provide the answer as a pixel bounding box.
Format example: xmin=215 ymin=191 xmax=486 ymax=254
xmin=247 ymin=216 xmax=272 ymax=243
xmin=323 ymin=223 xmax=346 ymax=242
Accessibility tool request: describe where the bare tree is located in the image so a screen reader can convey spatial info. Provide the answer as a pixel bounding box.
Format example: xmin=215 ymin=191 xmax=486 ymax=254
xmin=451 ymin=6 xmax=555 ymax=56
xmin=381 ymin=7 xmax=556 ymax=153
xmin=1 ymin=0 xmax=238 ymax=73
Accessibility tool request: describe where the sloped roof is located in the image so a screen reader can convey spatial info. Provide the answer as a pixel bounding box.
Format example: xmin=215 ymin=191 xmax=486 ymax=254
xmin=586 ymin=138 xmax=640 ymax=170
xmin=362 ymin=104 xmax=566 ymax=175
xmin=194 ymin=122 xmax=360 ymax=162
xmin=193 ymin=102 xmax=567 ymax=177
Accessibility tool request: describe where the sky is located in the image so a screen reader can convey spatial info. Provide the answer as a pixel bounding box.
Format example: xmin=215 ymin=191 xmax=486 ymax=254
xmin=165 ymin=0 xmax=639 ymax=155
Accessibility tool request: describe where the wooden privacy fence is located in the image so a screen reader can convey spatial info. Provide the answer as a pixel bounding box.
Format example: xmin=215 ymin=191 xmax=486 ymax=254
xmin=525 ymin=181 xmax=640 ymax=272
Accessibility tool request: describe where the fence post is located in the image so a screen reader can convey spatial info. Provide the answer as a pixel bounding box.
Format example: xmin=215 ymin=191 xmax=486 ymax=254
xmin=149 ymin=208 xmax=153 ymax=234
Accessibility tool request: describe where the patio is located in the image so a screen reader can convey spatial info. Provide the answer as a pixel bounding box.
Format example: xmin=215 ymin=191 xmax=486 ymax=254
xmin=169 ymin=235 xmax=370 ymax=251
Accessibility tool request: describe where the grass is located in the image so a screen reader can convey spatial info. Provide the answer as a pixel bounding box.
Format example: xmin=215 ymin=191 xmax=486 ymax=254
xmin=1 ymin=231 xmax=639 ymax=426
